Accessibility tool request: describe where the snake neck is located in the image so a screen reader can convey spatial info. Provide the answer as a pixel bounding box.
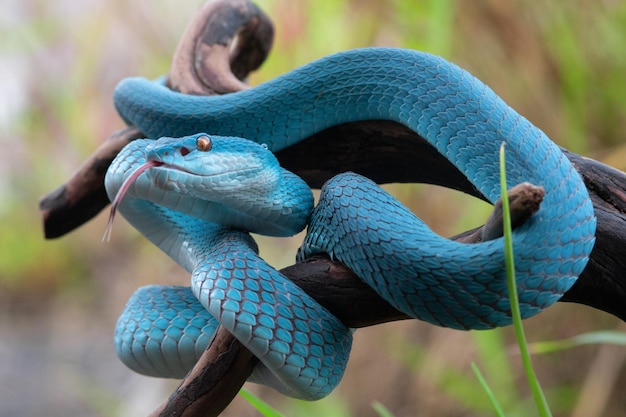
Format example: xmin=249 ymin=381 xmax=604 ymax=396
xmin=199 ymin=167 xmax=314 ymax=237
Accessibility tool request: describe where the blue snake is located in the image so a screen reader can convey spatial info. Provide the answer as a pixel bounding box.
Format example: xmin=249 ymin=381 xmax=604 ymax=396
xmin=105 ymin=47 xmax=596 ymax=400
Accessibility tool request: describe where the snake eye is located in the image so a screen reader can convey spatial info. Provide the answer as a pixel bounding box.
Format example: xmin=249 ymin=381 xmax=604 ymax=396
xmin=196 ymin=135 xmax=212 ymax=152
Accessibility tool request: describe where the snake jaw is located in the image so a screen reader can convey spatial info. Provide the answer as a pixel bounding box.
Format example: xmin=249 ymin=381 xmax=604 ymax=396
xmin=102 ymin=158 xmax=209 ymax=243
xmin=102 ymin=139 xmax=277 ymax=241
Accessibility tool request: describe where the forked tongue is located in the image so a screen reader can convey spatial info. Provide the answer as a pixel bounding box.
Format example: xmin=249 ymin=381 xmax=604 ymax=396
xmin=102 ymin=160 xmax=163 ymax=242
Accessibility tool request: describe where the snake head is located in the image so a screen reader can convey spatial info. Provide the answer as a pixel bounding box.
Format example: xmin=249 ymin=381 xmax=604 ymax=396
xmin=105 ymin=133 xmax=311 ymax=239
xmin=143 ymin=133 xmax=280 ymax=195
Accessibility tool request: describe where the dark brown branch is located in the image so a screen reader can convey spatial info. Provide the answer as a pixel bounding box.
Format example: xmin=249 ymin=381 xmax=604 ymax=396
xmin=39 ymin=127 xmax=144 ymax=239
xmin=148 ymin=326 xmax=258 ymax=417
xmin=456 ymin=182 xmax=545 ymax=243
xmin=167 ymin=0 xmax=273 ymax=95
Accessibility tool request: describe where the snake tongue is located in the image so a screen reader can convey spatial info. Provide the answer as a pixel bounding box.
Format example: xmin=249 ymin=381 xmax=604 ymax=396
xmin=102 ymin=160 xmax=163 ymax=242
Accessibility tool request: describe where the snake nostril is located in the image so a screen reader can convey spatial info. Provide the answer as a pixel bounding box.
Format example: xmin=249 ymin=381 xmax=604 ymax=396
xmin=180 ymin=147 xmax=191 ymax=157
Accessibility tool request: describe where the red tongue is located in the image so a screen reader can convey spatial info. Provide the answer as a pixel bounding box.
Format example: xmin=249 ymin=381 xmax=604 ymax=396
xmin=102 ymin=160 xmax=163 ymax=242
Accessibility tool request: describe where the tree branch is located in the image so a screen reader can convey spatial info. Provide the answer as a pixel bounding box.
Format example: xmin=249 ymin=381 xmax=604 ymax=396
xmin=148 ymin=326 xmax=258 ymax=417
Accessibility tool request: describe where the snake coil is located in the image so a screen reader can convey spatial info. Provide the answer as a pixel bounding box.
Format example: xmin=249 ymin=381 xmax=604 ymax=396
xmin=106 ymin=47 xmax=596 ymax=399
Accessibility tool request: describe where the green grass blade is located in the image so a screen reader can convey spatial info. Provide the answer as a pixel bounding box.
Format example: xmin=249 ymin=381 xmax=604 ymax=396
xmin=499 ymin=143 xmax=552 ymax=417
xmin=389 ymin=338 xmax=503 ymax=413
xmin=240 ymin=388 xmax=286 ymax=417
xmin=529 ymin=330 xmax=626 ymax=354
xmin=372 ymin=401 xmax=396 ymax=417
xmin=471 ymin=329 xmax=519 ymax=409
xmin=470 ymin=363 xmax=507 ymax=417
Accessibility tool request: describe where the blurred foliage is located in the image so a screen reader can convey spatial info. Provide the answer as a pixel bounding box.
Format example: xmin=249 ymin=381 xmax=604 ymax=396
xmin=2 ymin=0 xmax=626 ymax=416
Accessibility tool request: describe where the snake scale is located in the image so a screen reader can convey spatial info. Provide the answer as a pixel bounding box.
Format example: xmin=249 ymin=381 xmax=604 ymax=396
xmin=105 ymin=47 xmax=596 ymax=400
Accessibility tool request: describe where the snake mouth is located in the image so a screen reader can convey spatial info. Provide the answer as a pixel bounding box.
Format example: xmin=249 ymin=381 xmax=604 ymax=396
xmin=104 ymin=159 xmax=205 ymax=241
xmin=103 ymin=160 xmax=165 ymax=242
xmin=102 ymin=159 xmax=264 ymax=241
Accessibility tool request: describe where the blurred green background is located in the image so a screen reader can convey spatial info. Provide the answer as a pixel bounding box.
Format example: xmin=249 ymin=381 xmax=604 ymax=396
xmin=2 ymin=0 xmax=626 ymax=416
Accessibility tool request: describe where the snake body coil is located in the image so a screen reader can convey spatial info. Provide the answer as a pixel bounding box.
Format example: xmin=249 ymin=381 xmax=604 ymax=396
xmin=106 ymin=47 xmax=596 ymax=399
